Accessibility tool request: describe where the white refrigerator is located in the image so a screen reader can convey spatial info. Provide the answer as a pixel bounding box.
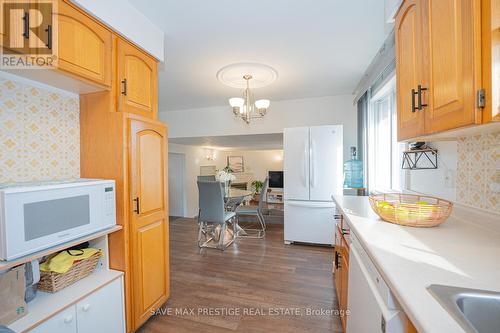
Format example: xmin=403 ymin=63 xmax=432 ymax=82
xmin=283 ymin=125 xmax=343 ymax=245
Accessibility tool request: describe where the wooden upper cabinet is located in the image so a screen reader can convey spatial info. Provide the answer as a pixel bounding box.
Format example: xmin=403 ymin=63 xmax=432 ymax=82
xmin=395 ymin=0 xmax=483 ymax=140
xmin=482 ymin=0 xmax=500 ymax=123
xmin=0 ymin=2 xmax=30 ymax=55
xmin=421 ymin=0 xmax=481 ymax=133
xmin=55 ymin=0 xmax=112 ymax=87
xmin=129 ymin=119 xmax=169 ymax=329
xmin=396 ymin=0 xmax=425 ymax=141
xmin=117 ymin=39 xmax=158 ymax=118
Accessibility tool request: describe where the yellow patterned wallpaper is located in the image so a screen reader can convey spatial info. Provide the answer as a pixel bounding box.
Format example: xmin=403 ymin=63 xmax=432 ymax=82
xmin=457 ymin=131 xmax=500 ymax=213
xmin=0 ymin=76 xmax=80 ymax=182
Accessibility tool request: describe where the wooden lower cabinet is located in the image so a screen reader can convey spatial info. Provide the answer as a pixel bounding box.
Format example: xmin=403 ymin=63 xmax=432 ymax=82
xmin=80 ymin=92 xmax=169 ymax=332
xmin=334 ymin=224 xmax=349 ymax=331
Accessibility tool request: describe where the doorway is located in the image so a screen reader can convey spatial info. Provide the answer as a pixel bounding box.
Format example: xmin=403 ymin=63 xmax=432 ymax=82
xmin=168 ymin=152 xmax=186 ymax=218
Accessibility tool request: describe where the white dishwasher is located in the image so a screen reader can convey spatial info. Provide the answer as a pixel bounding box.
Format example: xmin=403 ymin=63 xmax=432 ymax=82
xmin=347 ymin=234 xmax=408 ymax=333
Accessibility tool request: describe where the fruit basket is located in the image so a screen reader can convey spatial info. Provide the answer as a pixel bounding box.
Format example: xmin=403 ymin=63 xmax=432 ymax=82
xmin=369 ymin=193 xmax=453 ymax=227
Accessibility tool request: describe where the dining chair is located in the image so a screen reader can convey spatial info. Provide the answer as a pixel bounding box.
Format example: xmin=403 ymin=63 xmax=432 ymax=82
xmin=197 ymin=175 xmax=216 ymax=181
xmin=235 ymin=177 xmax=268 ymax=238
xmin=197 ymin=180 xmax=235 ymax=250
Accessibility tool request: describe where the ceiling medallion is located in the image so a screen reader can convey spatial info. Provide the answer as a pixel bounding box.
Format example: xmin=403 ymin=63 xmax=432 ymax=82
xmin=217 ymin=63 xmax=278 ymax=124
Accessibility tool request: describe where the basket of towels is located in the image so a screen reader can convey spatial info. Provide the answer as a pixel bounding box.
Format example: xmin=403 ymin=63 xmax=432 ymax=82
xmin=38 ymin=244 xmax=102 ymax=293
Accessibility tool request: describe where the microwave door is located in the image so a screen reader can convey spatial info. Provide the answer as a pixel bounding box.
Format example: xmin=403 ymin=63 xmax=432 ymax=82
xmin=2 ymin=185 xmax=105 ymax=260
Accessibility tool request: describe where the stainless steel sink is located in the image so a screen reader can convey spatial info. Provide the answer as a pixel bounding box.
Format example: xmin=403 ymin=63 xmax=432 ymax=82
xmin=427 ymin=284 xmax=500 ymax=333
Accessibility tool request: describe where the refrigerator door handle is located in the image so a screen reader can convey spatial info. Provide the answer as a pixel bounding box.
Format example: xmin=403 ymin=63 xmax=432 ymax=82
xmin=302 ymin=142 xmax=307 ymax=187
xmin=310 ymin=138 xmax=315 ymax=188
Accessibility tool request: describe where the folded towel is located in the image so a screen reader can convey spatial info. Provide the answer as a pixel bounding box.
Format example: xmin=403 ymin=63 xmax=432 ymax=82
xmin=40 ymin=248 xmax=102 ymax=274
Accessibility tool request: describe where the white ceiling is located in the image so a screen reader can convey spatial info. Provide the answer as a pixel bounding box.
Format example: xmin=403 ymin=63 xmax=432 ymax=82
xmin=170 ymin=133 xmax=283 ymax=151
xmin=129 ymin=0 xmax=387 ymax=111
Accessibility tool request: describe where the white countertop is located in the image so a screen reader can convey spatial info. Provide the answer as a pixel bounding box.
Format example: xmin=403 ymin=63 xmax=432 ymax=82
xmin=333 ymin=195 xmax=500 ymax=333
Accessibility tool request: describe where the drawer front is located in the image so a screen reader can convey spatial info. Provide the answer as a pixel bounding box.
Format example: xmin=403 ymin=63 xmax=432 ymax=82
xmin=29 ymin=305 xmax=77 ymax=333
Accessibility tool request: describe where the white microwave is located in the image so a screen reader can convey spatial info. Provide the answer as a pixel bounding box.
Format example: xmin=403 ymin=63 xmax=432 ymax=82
xmin=0 ymin=179 xmax=116 ymax=261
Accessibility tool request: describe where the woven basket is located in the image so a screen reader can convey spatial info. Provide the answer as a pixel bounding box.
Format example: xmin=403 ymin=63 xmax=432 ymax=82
xmin=369 ymin=193 xmax=453 ymax=227
xmin=38 ymin=252 xmax=101 ymax=293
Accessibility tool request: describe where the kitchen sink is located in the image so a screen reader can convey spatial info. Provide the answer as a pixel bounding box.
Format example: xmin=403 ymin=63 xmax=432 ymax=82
xmin=427 ymin=284 xmax=500 ymax=333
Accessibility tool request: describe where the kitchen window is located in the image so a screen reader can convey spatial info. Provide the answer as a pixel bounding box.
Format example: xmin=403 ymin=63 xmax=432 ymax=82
xmin=367 ymin=76 xmax=405 ymax=193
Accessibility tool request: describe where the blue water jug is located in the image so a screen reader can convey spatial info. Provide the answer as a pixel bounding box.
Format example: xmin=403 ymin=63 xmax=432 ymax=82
xmin=344 ymin=147 xmax=363 ymax=188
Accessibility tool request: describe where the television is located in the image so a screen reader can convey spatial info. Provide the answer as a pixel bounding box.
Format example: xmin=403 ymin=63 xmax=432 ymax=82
xmin=268 ymin=171 xmax=284 ymax=189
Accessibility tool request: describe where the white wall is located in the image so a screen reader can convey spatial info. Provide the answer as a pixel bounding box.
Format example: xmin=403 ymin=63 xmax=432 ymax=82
xmin=214 ymin=150 xmax=283 ymax=182
xmin=405 ymin=141 xmax=458 ymax=202
xmin=168 ymin=143 xmax=283 ymax=217
xmin=168 ymin=143 xmax=206 ymax=218
xmin=73 ymin=0 xmax=165 ymax=61
xmin=160 ymin=95 xmax=357 ymax=163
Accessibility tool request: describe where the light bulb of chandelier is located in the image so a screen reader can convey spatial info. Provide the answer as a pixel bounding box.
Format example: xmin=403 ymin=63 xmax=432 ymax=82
xmin=229 ymin=97 xmax=244 ymax=108
xmin=255 ymin=99 xmax=270 ymax=109
xmin=229 ymin=97 xmax=244 ymax=115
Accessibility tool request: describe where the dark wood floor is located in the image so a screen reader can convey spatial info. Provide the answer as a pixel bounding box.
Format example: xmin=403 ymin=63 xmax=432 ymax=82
xmin=138 ymin=218 xmax=342 ymax=333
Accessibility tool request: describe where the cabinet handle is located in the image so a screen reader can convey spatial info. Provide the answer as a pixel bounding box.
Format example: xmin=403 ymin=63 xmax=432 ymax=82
xmin=45 ymin=25 xmax=52 ymax=49
xmin=22 ymin=12 xmax=29 ymax=39
xmin=417 ymin=84 xmax=428 ymax=110
xmin=335 ymin=251 xmax=342 ymax=269
xmin=121 ymin=79 xmax=127 ymax=95
xmin=411 ymin=88 xmax=418 ymax=113
xmin=341 ymin=228 xmax=349 ymax=235
xmin=133 ymin=197 xmax=140 ymax=214
xmin=63 ymin=315 xmax=74 ymax=324
xmin=81 ymin=304 xmax=90 ymax=312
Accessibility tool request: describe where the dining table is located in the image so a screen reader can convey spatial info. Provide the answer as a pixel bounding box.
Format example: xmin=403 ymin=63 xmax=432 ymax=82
xmin=224 ymin=188 xmax=253 ymax=237
xmin=226 ymin=188 xmax=253 ymax=200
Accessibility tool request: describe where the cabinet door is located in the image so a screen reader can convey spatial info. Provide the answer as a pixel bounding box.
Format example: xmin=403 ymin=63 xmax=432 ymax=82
xmin=129 ymin=119 xmax=169 ymax=329
xmin=76 ymin=277 xmax=125 ymax=333
xmin=118 ymin=39 xmax=158 ymax=118
xmin=0 ymin=2 xmax=40 ymax=55
xmin=334 ymin=232 xmax=342 ymax=300
xmin=55 ymin=0 xmax=112 ymax=86
xmin=421 ymin=0 xmax=481 ymax=133
xmin=340 ymin=253 xmax=349 ymax=330
xmin=395 ymin=0 xmax=425 ymax=140
xmin=29 ymin=305 xmax=77 ymax=333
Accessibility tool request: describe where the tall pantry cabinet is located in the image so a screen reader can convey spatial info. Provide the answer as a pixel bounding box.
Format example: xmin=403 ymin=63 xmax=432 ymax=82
xmin=80 ymin=36 xmax=169 ymax=332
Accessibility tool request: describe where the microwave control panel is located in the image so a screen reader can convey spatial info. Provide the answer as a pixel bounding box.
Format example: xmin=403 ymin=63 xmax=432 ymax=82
xmin=104 ymin=186 xmax=116 ymax=218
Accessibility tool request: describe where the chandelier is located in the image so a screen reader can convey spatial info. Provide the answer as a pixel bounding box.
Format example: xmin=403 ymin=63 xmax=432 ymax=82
xmin=228 ymin=75 xmax=270 ymax=124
